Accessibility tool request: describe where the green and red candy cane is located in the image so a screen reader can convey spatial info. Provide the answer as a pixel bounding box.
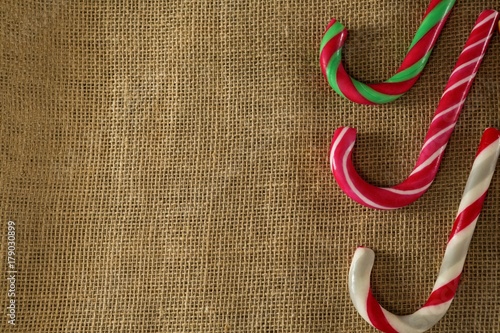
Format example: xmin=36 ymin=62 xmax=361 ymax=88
xmin=320 ymin=0 xmax=456 ymax=105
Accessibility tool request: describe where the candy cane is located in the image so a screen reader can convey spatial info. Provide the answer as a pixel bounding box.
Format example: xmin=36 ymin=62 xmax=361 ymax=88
xmin=320 ymin=0 xmax=456 ymax=105
xmin=349 ymin=127 xmax=500 ymax=333
xmin=330 ymin=10 xmax=499 ymax=210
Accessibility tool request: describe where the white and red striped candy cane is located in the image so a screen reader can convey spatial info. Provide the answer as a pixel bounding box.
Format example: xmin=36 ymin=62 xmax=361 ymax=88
xmin=349 ymin=127 xmax=500 ymax=333
xmin=330 ymin=10 xmax=499 ymax=210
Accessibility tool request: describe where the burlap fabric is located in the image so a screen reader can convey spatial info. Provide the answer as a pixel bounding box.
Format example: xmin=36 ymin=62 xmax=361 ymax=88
xmin=1 ymin=1 xmax=499 ymax=332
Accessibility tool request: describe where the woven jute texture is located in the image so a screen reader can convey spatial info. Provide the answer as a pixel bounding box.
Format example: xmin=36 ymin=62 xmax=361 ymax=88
xmin=1 ymin=0 xmax=500 ymax=332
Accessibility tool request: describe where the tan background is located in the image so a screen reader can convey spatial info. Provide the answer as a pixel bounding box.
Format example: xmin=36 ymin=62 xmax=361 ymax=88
xmin=1 ymin=0 xmax=500 ymax=332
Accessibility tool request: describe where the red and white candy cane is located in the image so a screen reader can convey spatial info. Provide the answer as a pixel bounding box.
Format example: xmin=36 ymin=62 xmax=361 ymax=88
xmin=330 ymin=10 xmax=499 ymax=210
xmin=349 ymin=128 xmax=500 ymax=333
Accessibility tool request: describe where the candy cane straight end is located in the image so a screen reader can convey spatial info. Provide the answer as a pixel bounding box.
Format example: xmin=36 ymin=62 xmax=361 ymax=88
xmin=349 ymin=128 xmax=500 ymax=333
xmin=330 ymin=11 xmax=499 ymax=210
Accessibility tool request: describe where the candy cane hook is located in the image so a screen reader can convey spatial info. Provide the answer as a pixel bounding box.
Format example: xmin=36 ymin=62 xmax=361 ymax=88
xmin=320 ymin=0 xmax=456 ymax=105
xmin=331 ymin=10 xmax=499 ymax=210
xmin=349 ymin=128 xmax=500 ymax=333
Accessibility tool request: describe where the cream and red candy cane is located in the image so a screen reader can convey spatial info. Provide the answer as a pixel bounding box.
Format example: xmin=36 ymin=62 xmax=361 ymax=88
xmin=320 ymin=0 xmax=456 ymax=105
xmin=349 ymin=128 xmax=500 ymax=333
xmin=330 ymin=10 xmax=499 ymax=210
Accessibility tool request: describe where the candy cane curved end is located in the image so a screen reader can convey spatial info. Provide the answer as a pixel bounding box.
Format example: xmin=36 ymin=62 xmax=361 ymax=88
xmin=320 ymin=0 xmax=456 ymax=105
xmin=349 ymin=128 xmax=500 ymax=333
xmin=330 ymin=11 xmax=499 ymax=210
xmin=331 ymin=127 xmax=436 ymax=210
